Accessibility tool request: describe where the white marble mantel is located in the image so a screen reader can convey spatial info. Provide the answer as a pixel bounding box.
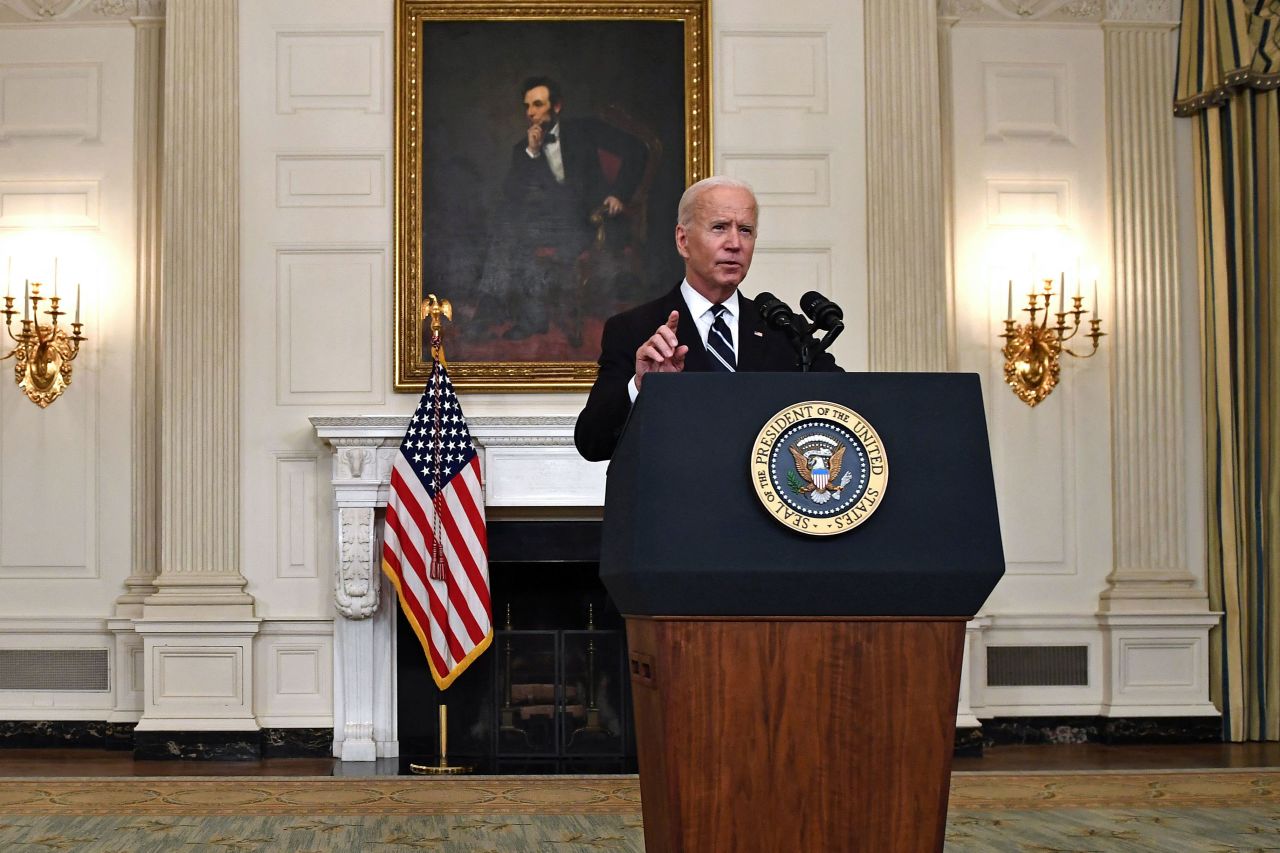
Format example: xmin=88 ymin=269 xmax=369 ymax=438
xmin=310 ymin=414 xmax=607 ymax=761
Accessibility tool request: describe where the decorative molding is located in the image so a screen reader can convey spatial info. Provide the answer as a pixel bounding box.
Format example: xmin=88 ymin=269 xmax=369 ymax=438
xmin=985 ymin=179 xmax=1070 ymax=226
xmin=940 ymin=0 xmax=1106 ymax=22
xmin=0 ymin=0 xmax=155 ymax=22
xmin=720 ymin=153 xmax=831 ymax=207
xmin=746 ymin=246 xmax=833 ymax=310
xmin=719 ymin=30 xmax=829 ymax=113
xmin=274 ymin=454 xmax=318 ymax=580
xmin=0 ymin=0 xmax=94 ymax=20
xmin=275 ymin=248 xmax=384 ymax=405
xmin=982 ymin=63 xmax=1070 ymax=142
xmin=335 ymin=507 xmax=377 ymax=620
xmin=275 ymin=31 xmax=384 ymax=115
xmin=0 ymin=180 xmax=100 ymax=229
xmin=0 ymin=63 xmax=101 ymax=142
xmin=1103 ymin=0 xmax=1177 ymax=24
xmin=275 ymin=153 xmax=386 ymax=208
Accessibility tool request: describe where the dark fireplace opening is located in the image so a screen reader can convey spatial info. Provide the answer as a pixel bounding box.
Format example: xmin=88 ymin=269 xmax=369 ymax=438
xmin=396 ymin=521 xmax=637 ymax=774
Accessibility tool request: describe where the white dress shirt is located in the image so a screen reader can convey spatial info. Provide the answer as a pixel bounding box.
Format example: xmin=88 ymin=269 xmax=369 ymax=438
xmin=526 ymin=122 xmax=565 ymax=183
xmin=627 ymin=280 xmax=739 ymax=402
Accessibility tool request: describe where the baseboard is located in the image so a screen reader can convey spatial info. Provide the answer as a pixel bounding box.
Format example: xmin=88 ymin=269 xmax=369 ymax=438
xmin=954 ymin=726 xmax=984 ymax=757
xmin=0 ymin=721 xmax=332 ymax=759
xmin=980 ymin=715 xmax=1223 ymax=746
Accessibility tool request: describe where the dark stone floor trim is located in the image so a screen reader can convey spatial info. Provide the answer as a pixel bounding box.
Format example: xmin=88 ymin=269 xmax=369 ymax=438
xmin=133 ymin=730 xmax=261 ymax=761
xmin=262 ymin=727 xmax=332 ymax=758
xmin=980 ymin=715 xmax=1223 ymax=746
xmin=0 ymin=722 xmax=332 ymax=760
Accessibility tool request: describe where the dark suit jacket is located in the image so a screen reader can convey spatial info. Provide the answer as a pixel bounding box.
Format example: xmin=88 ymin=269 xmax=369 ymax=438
xmin=503 ymin=116 xmax=646 ymax=236
xmin=574 ymin=286 xmax=842 ymax=462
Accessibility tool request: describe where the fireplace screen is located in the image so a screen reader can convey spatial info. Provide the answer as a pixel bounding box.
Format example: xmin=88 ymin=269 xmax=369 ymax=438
xmin=396 ymin=546 xmax=636 ymax=774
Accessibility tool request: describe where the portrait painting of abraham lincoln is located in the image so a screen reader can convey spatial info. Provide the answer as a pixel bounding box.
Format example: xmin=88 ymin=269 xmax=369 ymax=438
xmin=396 ymin=3 xmax=710 ymax=391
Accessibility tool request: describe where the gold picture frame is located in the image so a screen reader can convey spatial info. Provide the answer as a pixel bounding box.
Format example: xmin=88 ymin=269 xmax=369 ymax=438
xmin=394 ymin=0 xmax=712 ymax=392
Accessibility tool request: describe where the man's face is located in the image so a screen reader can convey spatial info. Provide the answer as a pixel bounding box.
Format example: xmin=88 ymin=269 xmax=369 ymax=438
xmin=675 ymin=186 xmax=758 ymax=303
xmin=524 ymin=85 xmax=559 ymax=129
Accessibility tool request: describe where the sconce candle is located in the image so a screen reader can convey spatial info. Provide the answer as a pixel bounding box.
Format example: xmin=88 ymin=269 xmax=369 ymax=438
xmin=998 ymin=273 xmax=1105 ymax=407
xmin=1 ymin=270 xmax=88 ymax=408
xmin=1006 ymin=280 xmax=1012 ymax=319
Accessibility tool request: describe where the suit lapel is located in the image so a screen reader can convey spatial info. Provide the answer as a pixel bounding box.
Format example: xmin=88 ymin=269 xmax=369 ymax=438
xmin=735 ymin=293 xmax=767 ymax=372
xmin=672 ymin=289 xmax=711 ymax=372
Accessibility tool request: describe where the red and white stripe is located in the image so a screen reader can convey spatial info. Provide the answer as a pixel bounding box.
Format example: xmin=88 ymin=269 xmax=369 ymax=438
xmin=382 ymin=452 xmax=491 ymax=690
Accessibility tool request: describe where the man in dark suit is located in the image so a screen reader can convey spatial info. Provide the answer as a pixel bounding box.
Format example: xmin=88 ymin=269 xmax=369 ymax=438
xmin=478 ymin=76 xmax=646 ymax=342
xmin=574 ymin=177 xmax=841 ymax=462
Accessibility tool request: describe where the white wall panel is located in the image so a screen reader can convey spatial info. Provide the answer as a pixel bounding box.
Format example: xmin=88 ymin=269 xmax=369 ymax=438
xmin=985 ymin=179 xmax=1068 ymax=226
xmin=747 ymin=246 xmax=832 ymax=310
xmin=982 ymin=62 xmax=1069 ymax=142
xmin=0 ymin=383 xmax=92 ymax=575
xmin=722 ymin=153 xmax=831 ymax=206
xmin=275 ymin=247 xmax=383 ymax=404
xmin=276 ymin=153 xmax=385 ymax=208
xmin=950 ymin=24 xmax=1111 ymax=615
xmin=274 ymin=453 xmax=318 ymax=579
xmin=155 ymin=649 xmax=241 ymax=700
xmin=253 ymin=622 xmax=333 ymax=726
xmin=720 ymin=31 xmax=829 ymax=113
xmin=240 ymin=0 xmax=396 ymax=625
xmin=275 ymin=31 xmax=383 ymax=114
xmin=0 ymin=180 xmax=100 ymax=228
xmin=0 ymin=23 xmax=136 ymax=621
xmin=0 ymin=62 xmax=100 ymax=141
xmin=713 ymin=4 xmax=865 ymax=372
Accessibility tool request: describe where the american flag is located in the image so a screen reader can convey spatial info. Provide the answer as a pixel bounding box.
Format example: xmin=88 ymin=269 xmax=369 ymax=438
xmin=381 ymin=359 xmax=492 ymax=690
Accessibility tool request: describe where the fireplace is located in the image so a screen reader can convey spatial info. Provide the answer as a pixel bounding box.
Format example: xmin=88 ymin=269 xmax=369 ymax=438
xmin=311 ymin=414 xmax=615 ymax=765
xmin=396 ymin=521 xmax=636 ymax=773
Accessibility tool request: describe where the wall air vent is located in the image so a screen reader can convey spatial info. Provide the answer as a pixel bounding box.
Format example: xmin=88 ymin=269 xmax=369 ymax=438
xmin=986 ymin=645 xmax=1088 ymax=687
xmin=0 ymin=649 xmax=109 ymax=692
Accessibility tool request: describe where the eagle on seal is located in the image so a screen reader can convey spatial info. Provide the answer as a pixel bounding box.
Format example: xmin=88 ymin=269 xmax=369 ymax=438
xmin=790 ymin=444 xmax=846 ymax=495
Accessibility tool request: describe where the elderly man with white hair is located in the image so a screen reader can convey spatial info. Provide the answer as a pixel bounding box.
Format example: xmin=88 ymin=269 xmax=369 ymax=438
xmin=574 ymin=176 xmax=842 ymax=462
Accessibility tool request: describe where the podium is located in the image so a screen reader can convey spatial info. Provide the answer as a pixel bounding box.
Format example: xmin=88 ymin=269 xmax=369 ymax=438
xmin=599 ymin=373 xmax=1004 ymax=853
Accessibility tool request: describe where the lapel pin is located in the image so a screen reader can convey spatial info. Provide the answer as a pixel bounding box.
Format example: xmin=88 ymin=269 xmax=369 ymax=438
xmin=754 ymin=331 xmax=764 ymax=337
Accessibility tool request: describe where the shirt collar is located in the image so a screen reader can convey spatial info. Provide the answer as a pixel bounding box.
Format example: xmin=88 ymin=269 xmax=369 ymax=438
xmin=680 ymin=280 xmax=739 ymax=320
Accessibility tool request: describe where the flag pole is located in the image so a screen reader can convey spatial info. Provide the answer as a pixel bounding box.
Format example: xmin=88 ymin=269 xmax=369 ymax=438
xmin=411 ymin=703 xmax=470 ymax=775
xmin=408 ymin=295 xmax=472 ymax=777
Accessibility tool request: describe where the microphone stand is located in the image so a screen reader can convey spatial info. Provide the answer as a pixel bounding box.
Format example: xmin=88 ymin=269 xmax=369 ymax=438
xmin=756 ymin=292 xmax=843 ymax=371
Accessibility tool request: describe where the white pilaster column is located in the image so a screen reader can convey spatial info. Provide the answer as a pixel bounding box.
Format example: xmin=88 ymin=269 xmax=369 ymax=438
xmin=137 ymin=0 xmax=258 ymax=732
xmin=1099 ymin=0 xmax=1217 ymax=716
xmin=865 ymin=0 xmax=948 ymax=371
xmin=108 ymin=1 xmax=166 ymax=727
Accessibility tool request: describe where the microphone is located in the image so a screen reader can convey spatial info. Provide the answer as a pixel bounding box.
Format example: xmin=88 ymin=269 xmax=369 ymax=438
xmin=800 ymin=291 xmax=844 ymax=331
xmin=755 ymin=292 xmax=808 ymax=339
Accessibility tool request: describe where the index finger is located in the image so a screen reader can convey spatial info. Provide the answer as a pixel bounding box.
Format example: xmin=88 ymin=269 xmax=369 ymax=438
xmin=665 ymin=310 xmax=679 ymax=331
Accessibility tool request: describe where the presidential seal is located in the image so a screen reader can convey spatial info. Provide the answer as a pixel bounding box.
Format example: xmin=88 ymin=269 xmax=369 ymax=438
xmin=750 ymin=401 xmax=888 ymax=536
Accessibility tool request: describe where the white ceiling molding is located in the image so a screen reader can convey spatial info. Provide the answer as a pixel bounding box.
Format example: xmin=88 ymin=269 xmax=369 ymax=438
xmin=939 ymin=0 xmax=1105 ymax=22
xmin=0 ymin=0 xmax=160 ymax=22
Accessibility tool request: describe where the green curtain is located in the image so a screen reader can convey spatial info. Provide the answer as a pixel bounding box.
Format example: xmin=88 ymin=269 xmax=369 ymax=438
xmin=1176 ymin=0 xmax=1280 ymax=741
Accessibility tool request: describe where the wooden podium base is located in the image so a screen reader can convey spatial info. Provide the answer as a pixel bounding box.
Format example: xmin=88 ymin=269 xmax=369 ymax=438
xmin=625 ymin=616 xmax=966 ymax=853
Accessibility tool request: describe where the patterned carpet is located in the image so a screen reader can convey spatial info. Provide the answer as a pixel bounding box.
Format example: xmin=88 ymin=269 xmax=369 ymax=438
xmin=0 ymin=770 xmax=1275 ymax=851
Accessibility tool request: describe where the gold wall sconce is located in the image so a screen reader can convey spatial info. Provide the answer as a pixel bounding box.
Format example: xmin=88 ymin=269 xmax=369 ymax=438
xmin=999 ymin=276 xmax=1104 ymax=407
xmin=2 ymin=277 xmax=86 ymax=408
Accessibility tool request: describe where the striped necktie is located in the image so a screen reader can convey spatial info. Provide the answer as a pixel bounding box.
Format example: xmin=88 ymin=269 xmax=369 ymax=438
xmin=706 ymin=304 xmax=736 ymax=372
